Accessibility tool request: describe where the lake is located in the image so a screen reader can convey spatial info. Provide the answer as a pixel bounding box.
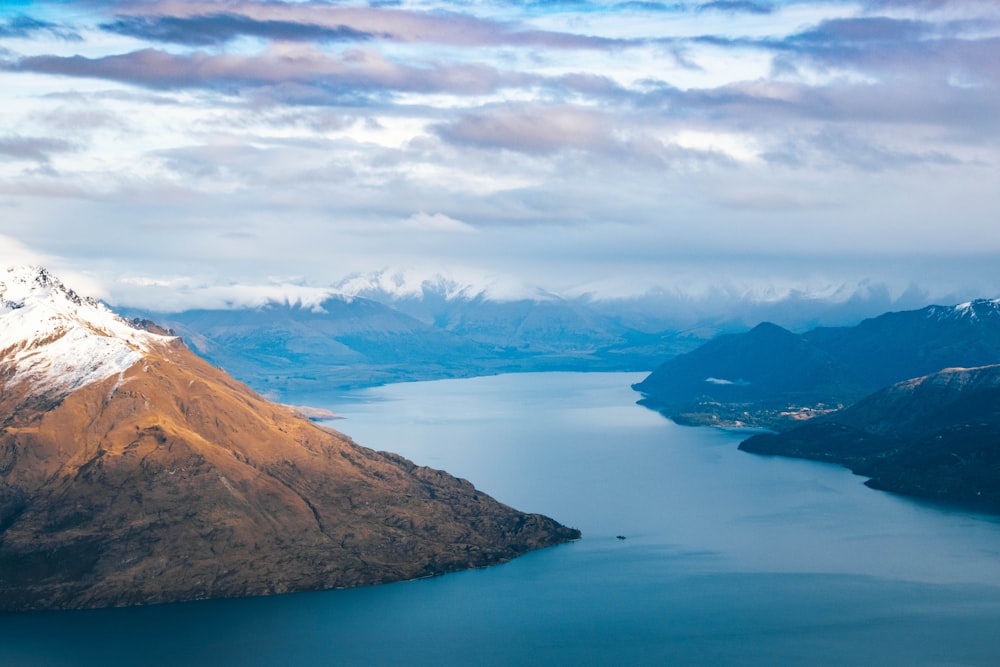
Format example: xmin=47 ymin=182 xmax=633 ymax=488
xmin=3 ymin=372 xmax=1000 ymax=666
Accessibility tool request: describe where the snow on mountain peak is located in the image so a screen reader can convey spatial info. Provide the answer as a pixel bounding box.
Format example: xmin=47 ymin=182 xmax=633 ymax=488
xmin=945 ymin=298 xmax=1000 ymax=320
xmin=334 ymin=268 xmax=557 ymax=303
xmin=1 ymin=265 xmax=174 ymax=400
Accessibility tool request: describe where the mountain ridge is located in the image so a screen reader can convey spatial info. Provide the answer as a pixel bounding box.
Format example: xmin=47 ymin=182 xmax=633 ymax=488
xmin=127 ymin=293 xmax=701 ymax=395
xmin=1 ymin=265 xmax=174 ymax=406
xmin=633 ymin=298 xmax=1000 ymax=429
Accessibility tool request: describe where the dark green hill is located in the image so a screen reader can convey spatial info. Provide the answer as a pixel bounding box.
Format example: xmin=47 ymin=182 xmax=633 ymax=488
xmin=633 ymin=322 xmax=867 ymax=428
xmin=740 ymin=364 xmax=1000 ymax=511
xmin=634 ymin=299 xmax=1000 ymax=429
xmin=803 ymin=300 xmax=1000 ymax=389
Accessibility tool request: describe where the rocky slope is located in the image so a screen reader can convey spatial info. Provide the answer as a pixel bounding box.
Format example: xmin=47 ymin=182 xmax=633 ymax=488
xmin=739 ymin=364 xmax=1000 ymax=511
xmin=0 ymin=266 xmax=579 ymax=611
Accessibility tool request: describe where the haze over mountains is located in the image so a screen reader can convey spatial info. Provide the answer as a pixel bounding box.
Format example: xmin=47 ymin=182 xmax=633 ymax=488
xmin=123 ymin=269 xmax=953 ymax=397
xmin=127 ymin=279 xmax=703 ymax=395
xmin=0 ymin=266 xmax=578 ymax=611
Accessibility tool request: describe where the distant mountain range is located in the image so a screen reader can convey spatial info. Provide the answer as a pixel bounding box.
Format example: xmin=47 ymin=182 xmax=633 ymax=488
xmin=127 ymin=292 xmax=703 ymax=396
xmin=633 ymin=299 xmax=1000 ymax=429
xmin=0 ymin=266 xmax=578 ymax=611
xmin=740 ymin=364 xmax=1000 ymax=512
xmin=114 ymin=268 xmax=982 ymax=397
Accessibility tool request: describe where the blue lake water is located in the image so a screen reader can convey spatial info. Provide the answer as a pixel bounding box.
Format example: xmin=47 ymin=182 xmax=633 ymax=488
xmin=3 ymin=372 xmax=1000 ymax=666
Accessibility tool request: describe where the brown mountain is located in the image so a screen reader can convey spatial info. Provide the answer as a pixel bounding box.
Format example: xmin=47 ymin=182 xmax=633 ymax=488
xmin=740 ymin=364 xmax=1000 ymax=511
xmin=0 ymin=267 xmax=578 ymax=611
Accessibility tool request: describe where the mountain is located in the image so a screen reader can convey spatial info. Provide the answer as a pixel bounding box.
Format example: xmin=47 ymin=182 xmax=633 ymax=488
xmin=371 ymin=289 xmax=697 ymax=367
xmin=339 ymin=269 xmax=700 ymax=347
xmin=633 ymin=299 xmax=1000 ymax=429
xmin=129 ymin=296 xmax=497 ymax=393
xmin=739 ymin=364 xmax=1000 ymax=511
xmin=127 ymin=288 xmax=702 ymax=396
xmin=801 ymin=299 xmax=1000 ymax=389
xmin=632 ymin=322 xmax=866 ymax=428
xmin=338 ymin=271 xmax=710 ymax=371
xmin=0 ymin=266 xmax=579 ymax=611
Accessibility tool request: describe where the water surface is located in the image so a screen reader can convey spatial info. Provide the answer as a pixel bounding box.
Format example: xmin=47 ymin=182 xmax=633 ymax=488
xmin=3 ymin=372 xmax=1000 ymax=665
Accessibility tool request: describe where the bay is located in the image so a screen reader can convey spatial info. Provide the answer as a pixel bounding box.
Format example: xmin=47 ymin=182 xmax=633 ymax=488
xmin=3 ymin=372 xmax=1000 ymax=666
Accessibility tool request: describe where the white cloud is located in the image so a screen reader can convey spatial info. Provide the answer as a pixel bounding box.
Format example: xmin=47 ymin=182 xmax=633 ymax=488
xmin=110 ymin=275 xmax=343 ymax=312
xmin=706 ymin=377 xmax=749 ymax=385
xmin=0 ymin=0 xmax=997 ymax=318
xmin=0 ymin=234 xmax=47 ymax=267
xmin=400 ymin=212 xmax=476 ymax=233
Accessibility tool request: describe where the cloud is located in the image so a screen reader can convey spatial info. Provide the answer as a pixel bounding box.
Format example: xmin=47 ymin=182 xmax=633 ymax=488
xmin=401 ymin=212 xmax=476 ymax=233
xmin=103 ymin=2 xmax=628 ymax=50
xmin=0 ymin=14 xmax=79 ymax=41
xmin=715 ymin=189 xmax=830 ymax=211
xmin=0 ymin=135 xmax=76 ymax=163
xmin=99 ymin=13 xmax=377 ymax=46
xmin=864 ymin=0 xmax=1000 ymax=12
xmin=760 ymin=127 xmax=964 ymax=171
xmin=633 ymin=72 xmax=1000 ymax=151
xmin=774 ymin=16 xmax=1000 ymax=86
xmin=434 ymin=104 xmax=612 ymax=154
xmin=113 ymin=275 xmax=344 ymax=312
xmin=0 ymin=234 xmax=47 ymax=267
xmin=6 ymin=47 xmax=536 ymax=97
xmin=686 ymin=13 xmax=1000 ymax=95
xmin=0 ymin=236 xmax=108 ymax=299
xmin=705 ymin=377 xmax=750 ymax=385
xmin=792 ymin=17 xmax=931 ymax=45
xmin=699 ymin=1 xmax=774 ymax=15
xmin=1 ymin=0 xmax=999 ymax=317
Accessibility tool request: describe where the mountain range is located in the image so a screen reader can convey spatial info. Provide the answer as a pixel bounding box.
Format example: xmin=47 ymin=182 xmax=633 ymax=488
xmin=119 ymin=270 xmax=973 ymax=398
xmin=0 ymin=266 xmax=578 ymax=611
xmin=127 ymin=291 xmax=701 ymax=396
xmin=631 ymin=298 xmax=1000 ymax=511
xmin=633 ymin=299 xmax=1000 ymax=429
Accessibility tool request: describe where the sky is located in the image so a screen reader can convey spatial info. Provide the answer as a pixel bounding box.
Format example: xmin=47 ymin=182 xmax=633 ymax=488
xmin=1 ymin=0 xmax=999 ymax=314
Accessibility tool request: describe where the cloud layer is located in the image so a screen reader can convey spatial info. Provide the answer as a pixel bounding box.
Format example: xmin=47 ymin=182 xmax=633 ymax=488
xmin=0 ymin=0 xmax=998 ymax=315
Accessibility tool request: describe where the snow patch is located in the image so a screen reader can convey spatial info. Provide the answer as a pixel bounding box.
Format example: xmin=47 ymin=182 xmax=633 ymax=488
xmin=1 ymin=265 xmax=174 ymax=400
xmin=925 ymin=298 xmax=1000 ymax=321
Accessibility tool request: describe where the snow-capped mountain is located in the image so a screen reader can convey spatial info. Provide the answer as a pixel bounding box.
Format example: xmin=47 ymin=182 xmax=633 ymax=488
xmin=126 ymin=284 xmax=705 ymax=394
xmin=926 ymin=298 xmax=1000 ymax=321
xmin=0 ymin=266 xmax=174 ymax=403
xmin=0 ymin=266 xmax=577 ymax=611
xmin=334 ymin=268 xmax=548 ymax=303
